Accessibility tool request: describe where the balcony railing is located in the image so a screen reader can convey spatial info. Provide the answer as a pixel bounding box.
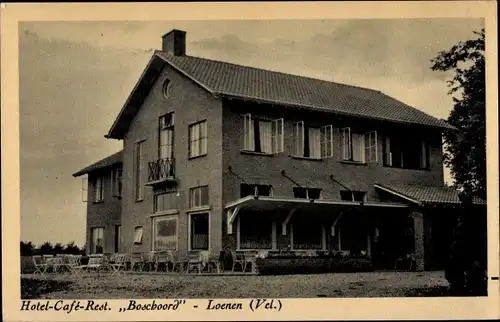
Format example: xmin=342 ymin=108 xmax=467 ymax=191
xmin=147 ymin=157 xmax=175 ymax=185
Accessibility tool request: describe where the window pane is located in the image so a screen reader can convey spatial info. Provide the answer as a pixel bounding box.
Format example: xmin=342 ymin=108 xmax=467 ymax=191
xmin=309 ymin=127 xmax=321 ymax=158
xmin=340 ymin=191 xmax=353 ymax=201
xmin=154 ymin=217 xmax=177 ymax=250
xmin=191 ymin=213 xmax=209 ymax=250
xmin=240 ymin=184 xmax=255 ymax=198
xmin=292 ymin=216 xmax=322 ymax=249
xmin=307 ymin=188 xmax=321 ymax=200
xmin=293 ymin=187 xmax=307 ymax=199
xmin=352 ymin=133 xmax=365 ymax=162
xmin=200 ymin=186 xmax=209 ymax=206
xmin=240 ymin=213 xmax=272 ymax=249
xmin=353 ymin=191 xmax=366 ymax=202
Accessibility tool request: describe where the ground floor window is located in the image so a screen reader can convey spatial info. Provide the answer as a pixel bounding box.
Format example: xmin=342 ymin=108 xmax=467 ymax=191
xmin=338 ymin=222 xmax=368 ymax=256
xmin=291 ymin=216 xmax=324 ymax=250
xmin=90 ymin=227 xmax=104 ymax=254
xmin=190 ymin=213 xmax=209 ymax=250
xmin=152 ymin=215 xmax=177 ymax=251
xmin=114 ymin=225 xmax=121 ymax=253
xmin=239 ymin=213 xmax=272 ymax=249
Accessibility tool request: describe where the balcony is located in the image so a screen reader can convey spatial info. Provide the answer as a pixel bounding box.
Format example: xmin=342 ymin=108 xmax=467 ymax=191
xmin=146 ymin=158 xmax=176 ymax=186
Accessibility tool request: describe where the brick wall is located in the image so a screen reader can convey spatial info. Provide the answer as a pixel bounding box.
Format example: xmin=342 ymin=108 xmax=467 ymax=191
xmin=86 ymin=167 xmax=122 ymax=254
xmin=121 ymin=64 xmax=223 ymax=254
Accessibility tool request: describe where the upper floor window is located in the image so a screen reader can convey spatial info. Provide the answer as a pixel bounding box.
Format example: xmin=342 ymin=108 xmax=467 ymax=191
xmin=293 ymin=187 xmax=322 ymax=200
xmin=243 ymin=114 xmax=283 ymax=154
xmin=162 ymin=79 xmax=171 ymax=99
xmin=340 ymin=128 xmax=378 ymax=163
xmin=340 ymin=190 xmax=367 ymax=202
xmin=94 ymin=176 xmax=104 ymax=202
xmin=293 ymin=122 xmax=334 ymax=159
xmin=383 ymin=135 xmax=429 ymax=170
xmin=111 ymin=168 xmax=122 ymax=198
xmin=240 ymin=184 xmax=273 ymax=198
xmin=159 ymin=113 xmax=174 ymax=160
xmin=134 ymin=140 xmax=145 ymax=201
xmin=154 ymin=191 xmax=178 ymax=213
xmin=189 ymin=120 xmax=207 ymax=158
xmin=189 ymin=185 xmax=209 ymax=208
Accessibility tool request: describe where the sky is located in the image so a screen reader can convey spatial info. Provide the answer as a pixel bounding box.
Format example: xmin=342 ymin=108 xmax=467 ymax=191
xmin=19 ymin=19 xmax=485 ymax=247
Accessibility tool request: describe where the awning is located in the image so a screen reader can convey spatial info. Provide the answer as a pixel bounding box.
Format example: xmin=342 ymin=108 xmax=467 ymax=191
xmin=224 ymin=195 xmax=409 ymax=234
xmin=374 ymin=183 xmax=486 ymax=206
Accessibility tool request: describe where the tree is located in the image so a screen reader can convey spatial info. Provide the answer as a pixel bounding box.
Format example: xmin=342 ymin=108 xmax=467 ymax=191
xmin=39 ymin=241 xmax=54 ymax=255
xmin=53 ymin=242 xmax=64 ymax=254
xmin=430 ymin=28 xmax=486 ymax=199
xmin=20 ymin=241 xmax=35 ymax=256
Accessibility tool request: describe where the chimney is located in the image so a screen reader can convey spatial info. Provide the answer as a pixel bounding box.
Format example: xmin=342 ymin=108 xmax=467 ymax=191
xmin=162 ymin=29 xmax=186 ymax=56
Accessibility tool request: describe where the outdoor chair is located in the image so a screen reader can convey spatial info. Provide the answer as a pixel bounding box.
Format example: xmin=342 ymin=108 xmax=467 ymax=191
xmin=166 ymin=250 xmax=184 ymax=273
xmin=394 ymin=253 xmax=416 ymax=271
xmin=205 ymin=253 xmax=222 ymax=273
xmin=72 ymin=254 xmax=106 ymax=276
xmin=109 ymin=253 xmax=128 ymax=275
xmin=42 ymin=255 xmax=55 ymax=273
xmin=129 ymin=253 xmax=144 ymax=272
xmin=143 ymin=251 xmax=157 ymax=271
xmin=155 ymin=251 xmax=170 ymax=272
xmin=32 ymin=255 xmax=48 ymax=275
xmin=243 ymin=251 xmax=259 ymax=273
xmin=186 ymin=251 xmax=203 ymax=274
xmin=66 ymin=255 xmax=82 ymax=275
xmin=230 ymin=251 xmax=246 ymax=272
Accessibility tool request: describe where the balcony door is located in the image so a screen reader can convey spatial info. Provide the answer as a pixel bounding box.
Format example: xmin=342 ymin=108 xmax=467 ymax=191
xmin=159 ymin=113 xmax=174 ymax=160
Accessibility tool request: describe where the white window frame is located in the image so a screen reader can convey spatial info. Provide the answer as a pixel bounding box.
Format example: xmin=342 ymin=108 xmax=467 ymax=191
xmin=364 ymin=131 xmax=378 ymax=163
xmin=133 ymin=226 xmax=143 ymax=244
xmin=90 ymin=227 xmax=105 ymax=254
xmin=152 ymin=215 xmax=178 ymax=251
xmin=159 ymin=112 xmax=175 ymax=160
xmin=188 ymin=211 xmax=210 ymax=251
xmin=320 ymin=124 xmax=334 ymax=158
xmin=293 ymin=187 xmax=322 ymax=199
xmin=243 ymin=114 xmax=283 ymax=154
xmin=340 ymin=127 xmax=366 ymax=163
xmin=188 ymin=120 xmax=208 ymax=158
xmin=189 ymin=185 xmax=209 ymax=209
xmin=94 ymin=176 xmax=104 ymax=202
xmin=153 ymin=191 xmax=178 ymax=213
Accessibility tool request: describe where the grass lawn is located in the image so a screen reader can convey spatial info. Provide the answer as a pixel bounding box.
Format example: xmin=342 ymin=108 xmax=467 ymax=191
xmin=21 ymin=271 xmax=450 ymax=299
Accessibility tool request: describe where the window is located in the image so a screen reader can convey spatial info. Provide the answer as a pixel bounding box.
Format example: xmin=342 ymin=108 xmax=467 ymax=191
xmin=340 ymin=190 xmax=366 ymax=202
xmin=189 ymin=121 xmax=207 ymax=158
xmin=134 ymin=141 xmax=144 ymax=200
xmin=364 ymin=131 xmax=378 ymax=162
xmin=90 ymin=227 xmax=104 ymax=254
xmin=133 ymin=226 xmax=143 ymax=244
xmin=340 ymin=127 xmax=366 ymax=162
xmin=293 ymin=122 xmax=334 ymax=158
xmin=240 ymin=184 xmax=272 ymax=198
xmin=189 ymin=186 xmax=209 ymax=208
xmin=111 ymin=168 xmax=122 ymax=197
xmin=162 ymin=79 xmax=171 ymax=99
xmin=239 ymin=213 xmax=272 ymax=249
xmin=114 ymin=225 xmax=121 ymax=253
xmin=152 ymin=216 xmax=177 ymax=251
xmin=292 ymin=217 xmax=323 ymax=250
xmin=293 ymin=187 xmax=322 ymax=199
xmin=243 ymin=114 xmax=283 ymax=154
xmin=154 ymin=191 xmax=178 ymax=213
xmin=383 ymin=135 xmax=429 ymax=170
xmin=190 ymin=213 xmax=209 ymax=250
xmin=94 ymin=176 xmax=104 ymax=202
xmin=159 ymin=113 xmax=174 ymax=160
xmin=81 ymin=177 xmax=88 ymax=202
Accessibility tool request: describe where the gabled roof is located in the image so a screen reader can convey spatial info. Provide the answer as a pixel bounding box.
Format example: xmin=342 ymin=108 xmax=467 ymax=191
xmin=72 ymin=150 xmax=123 ymax=177
xmin=106 ymin=51 xmax=456 ymax=139
xmin=374 ymin=183 xmax=486 ymax=206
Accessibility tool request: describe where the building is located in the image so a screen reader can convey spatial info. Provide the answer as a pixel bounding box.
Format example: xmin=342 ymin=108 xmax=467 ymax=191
xmin=73 ymin=29 xmax=486 ymax=271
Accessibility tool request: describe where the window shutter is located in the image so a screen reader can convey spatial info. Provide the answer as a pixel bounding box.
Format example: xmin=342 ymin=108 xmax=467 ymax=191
xmin=243 ymin=114 xmax=254 ymax=151
xmin=271 ymin=118 xmax=284 ymax=154
xmin=364 ymin=131 xmax=378 ymax=162
xmin=292 ymin=121 xmax=304 ymax=156
xmin=82 ymin=177 xmax=88 ymax=202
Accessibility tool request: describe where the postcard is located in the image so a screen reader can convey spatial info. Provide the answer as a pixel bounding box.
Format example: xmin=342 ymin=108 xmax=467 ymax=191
xmin=1 ymin=1 xmax=498 ymax=321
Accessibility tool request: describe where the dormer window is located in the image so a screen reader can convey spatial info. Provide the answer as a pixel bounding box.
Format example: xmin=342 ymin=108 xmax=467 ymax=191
xmin=162 ymin=79 xmax=172 ymax=99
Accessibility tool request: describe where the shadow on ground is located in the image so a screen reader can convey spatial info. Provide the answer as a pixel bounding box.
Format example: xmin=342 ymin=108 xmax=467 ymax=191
xmin=21 ymin=278 xmax=74 ymax=299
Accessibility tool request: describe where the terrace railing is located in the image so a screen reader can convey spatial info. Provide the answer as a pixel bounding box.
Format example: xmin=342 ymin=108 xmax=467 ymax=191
xmin=147 ymin=157 xmax=175 ymax=185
